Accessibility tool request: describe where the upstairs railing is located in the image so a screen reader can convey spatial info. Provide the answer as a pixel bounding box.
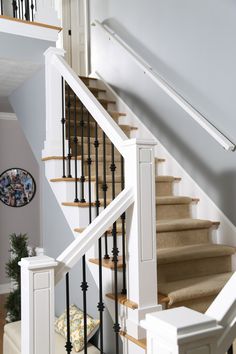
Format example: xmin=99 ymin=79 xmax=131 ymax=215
xmin=0 ymin=0 xmax=60 ymax=29
xmin=0 ymin=0 xmax=37 ymax=21
xmin=20 ymin=47 xmax=160 ymax=354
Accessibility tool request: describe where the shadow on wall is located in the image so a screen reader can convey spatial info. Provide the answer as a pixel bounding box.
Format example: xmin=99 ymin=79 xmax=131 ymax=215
xmin=103 ymin=18 xmax=233 ymax=141
xmin=113 ymin=86 xmax=236 ymax=225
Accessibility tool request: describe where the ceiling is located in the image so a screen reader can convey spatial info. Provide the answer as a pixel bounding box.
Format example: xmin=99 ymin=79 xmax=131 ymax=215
xmin=0 ymin=59 xmax=40 ymax=97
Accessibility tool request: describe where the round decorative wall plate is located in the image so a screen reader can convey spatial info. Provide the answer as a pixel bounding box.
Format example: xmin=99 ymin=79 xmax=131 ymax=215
xmin=0 ymin=168 xmax=36 ymax=207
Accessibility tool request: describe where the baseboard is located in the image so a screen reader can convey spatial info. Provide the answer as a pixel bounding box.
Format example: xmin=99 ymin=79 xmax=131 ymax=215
xmin=0 ymin=283 xmax=11 ymax=294
xmin=94 ymin=71 xmax=236 ymax=266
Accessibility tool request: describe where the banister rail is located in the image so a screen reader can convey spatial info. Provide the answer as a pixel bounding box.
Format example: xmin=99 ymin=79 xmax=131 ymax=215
xmin=38 ymin=47 xmax=159 ymax=354
xmin=50 ymin=51 xmax=128 ymax=155
xmin=0 ymin=0 xmax=37 ymax=21
xmin=93 ymin=20 xmax=236 ymax=152
xmin=55 ymin=187 xmax=134 ymax=283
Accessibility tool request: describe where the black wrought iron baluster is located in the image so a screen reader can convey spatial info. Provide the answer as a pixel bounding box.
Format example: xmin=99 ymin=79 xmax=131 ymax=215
xmin=30 ymin=0 xmax=34 ymax=21
xmin=94 ymin=122 xmax=100 ymax=216
xmin=79 ymin=102 xmax=85 ymax=202
xmin=73 ymin=93 xmax=79 ymax=202
xmin=25 ymin=0 xmax=30 ymax=20
xmin=228 ymin=345 xmax=233 ymax=354
xmin=12 ymin=0 xmax=17 ymax=17
xmin=87 ymin=112 xmax=92 ymax=223
xmin=61 ymin=78 xmax=66 ymax=178
xmin=81 ymin=257 xmax=88 ymax=354
xmin=120 ymin=155 xmax=127 ymax=295
xmin=102 ymin=132 xmax=109 ymax=259
xmin=65 ymin=273 xmax=73 ymax=354
xmin=0 ymin=0 xmax=3 ymax=15
xmin=110 ymin=143 xmax=120 ymax=354
xmin=67 ymin=85 xmax=72 ymax=178
xmin=94 ymin=122 xmax=104 ymax=352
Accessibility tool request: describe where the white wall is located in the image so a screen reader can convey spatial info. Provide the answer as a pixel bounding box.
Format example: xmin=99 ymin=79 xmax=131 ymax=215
xmin=0 ymin=117 xmax=40 ymax=285
xmin=89 ymin=0 xmax=236 ymax=226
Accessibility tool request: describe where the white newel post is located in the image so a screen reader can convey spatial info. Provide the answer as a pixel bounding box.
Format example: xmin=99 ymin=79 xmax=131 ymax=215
xmin=43 ymin=47 xmax=65 ymax=158
xmin=20 ymin=255 xmax=58 ymax=354
xmin=141 ymin=307 xmax=222 ymax=354
xmin=34 ymin=0 xmax=61 ymax=27
xmin=123 ymin=139 xmax=162 ymax=339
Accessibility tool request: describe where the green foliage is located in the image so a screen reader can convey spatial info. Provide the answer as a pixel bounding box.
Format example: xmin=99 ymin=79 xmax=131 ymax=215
xmin=5 ymin=288 xmax=21 ymax=322
xmin=5 ymin=233 xmax=32 ymax=322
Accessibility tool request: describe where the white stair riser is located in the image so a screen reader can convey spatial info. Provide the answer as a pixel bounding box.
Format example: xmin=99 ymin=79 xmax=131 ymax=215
xmin=87 ymin=260 xmax=123 ymax=294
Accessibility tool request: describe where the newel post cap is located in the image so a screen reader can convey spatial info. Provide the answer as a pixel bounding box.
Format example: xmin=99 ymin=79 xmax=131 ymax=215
xmin=19 ymin=255 xmax=58 ymax=270
xmin=141 ymin=307 xmax=223 ymax=344
xmin=122 ymin=138 xmax=157 ymax=148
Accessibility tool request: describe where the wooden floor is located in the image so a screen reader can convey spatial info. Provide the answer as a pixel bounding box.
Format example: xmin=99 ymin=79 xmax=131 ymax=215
xmin=0 ymin=294 xmax=7 ymax=354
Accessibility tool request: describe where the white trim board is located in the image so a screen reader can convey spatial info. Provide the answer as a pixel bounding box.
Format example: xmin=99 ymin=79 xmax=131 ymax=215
xmin=0 ymin=283 xmax=11 ymax=294
xmin=0 ymin=18 xmax=59 ymax=42
xmin=0 ymin=112 xmax=17 ymax=120
xmin=94 ymin=71 xmax=236 ymax=265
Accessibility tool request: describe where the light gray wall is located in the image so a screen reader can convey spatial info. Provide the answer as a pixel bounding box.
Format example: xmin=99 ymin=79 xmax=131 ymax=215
xmin=0 ymin=97 xmax=13 ymax=112
xmin=90 ymin=0 xmax=236 ymax=226
xmin=0 ymin=119 xmax=40 ymax=284
xmin=0 ymin=33 xmax=54 ymax=64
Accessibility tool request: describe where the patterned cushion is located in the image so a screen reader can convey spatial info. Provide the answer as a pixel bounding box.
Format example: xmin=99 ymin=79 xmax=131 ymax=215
xmin=55 ymin=305 xmax=100 ymax=352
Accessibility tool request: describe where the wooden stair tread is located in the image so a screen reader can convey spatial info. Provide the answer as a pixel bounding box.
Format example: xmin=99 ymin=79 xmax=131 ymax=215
xmin=109 ymin=111 xmax=126 ymax=118
xmin=67 ymin=123 xmax=137 ymax=131
xmin=66 ymin=98 xmax=116 ymax=107
xmin=63 ymin=195 xmax=197 ymax=208
xmin=79 ymin=76 xmax=98 ymax=81
xmin=75 ymin=219 xmax=219 ymax=235
xmin=158 ymin=272 xmax=234 ymax=306
xmin=157 ymin=218 xmax=220 ymax=232
xmin=106 ymin=293 xmax=138 ymax=309
xmin=74 ymin=224 xmax=123 ymax=234
xmin=89 ymin=257 xmax=123 ymax=270
xmin=42 ymin=155 xmax=164 ymax=163
xmin=157 ymin=243 xmax=235 ymax=265
xmin=120 ymin=331 xmax=146 ymax=350
xmin=50 ymin=175 xmax=181 ymax=183
xmin=66 ymin=87 xmax=106 ymax=94
xmin=156 ymin=196 xmax=199 ymax=205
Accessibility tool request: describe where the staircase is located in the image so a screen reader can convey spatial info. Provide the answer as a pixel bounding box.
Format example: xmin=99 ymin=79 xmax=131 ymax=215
xmin=42 ymin=72 xmax=235 ymax=351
